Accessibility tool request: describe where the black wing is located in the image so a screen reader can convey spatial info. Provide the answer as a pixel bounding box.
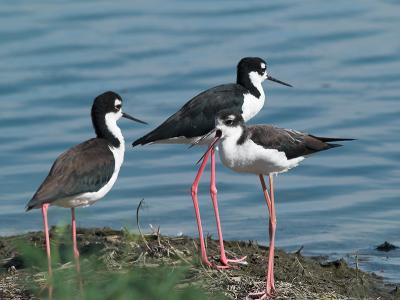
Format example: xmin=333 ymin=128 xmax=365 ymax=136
xmin=26 ymin=138 xmax=115 ymax=210
xmin=247 ymin=125 xmax=352 ymax=159
xmin=132 ymin=84 xmax=247 ymax=146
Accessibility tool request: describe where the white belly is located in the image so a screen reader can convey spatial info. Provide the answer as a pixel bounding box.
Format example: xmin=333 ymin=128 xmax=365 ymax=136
xmin=219 ymin=138 xmax=304 ymax=175
xmin=54 ymin=144 xmax=125 ymax=208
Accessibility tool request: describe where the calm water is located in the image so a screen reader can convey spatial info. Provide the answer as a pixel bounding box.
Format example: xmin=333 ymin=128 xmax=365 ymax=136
xmin=1 ymin=0 xmax=400 ymax=282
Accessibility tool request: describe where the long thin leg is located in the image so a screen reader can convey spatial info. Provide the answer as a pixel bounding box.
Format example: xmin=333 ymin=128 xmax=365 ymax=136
xmin=209 ymin=147 xmax=246 ymax=267
xmin=71 ymin=208 xmax=80 ymax=272
xmin=267 ymin=174 xmax=276 ymax=292
xmin=248 ymin=175 xmax=276 ymax=299
xmin=191 ymin=149 xmax=212 ymax=267
xmin=71 ymin=208 xmax=84 ymax=294
xmin=41 ymin=203 xmax=53 ymax=299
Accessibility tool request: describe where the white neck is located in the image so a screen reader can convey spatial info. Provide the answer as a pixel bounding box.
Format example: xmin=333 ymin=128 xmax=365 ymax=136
xmin=220 ymin=125 xmax=244 ymax=145
xmin=249 ymin=71 xmax=265 ymax=100
xmin=241 ymin=73 xmax=266 ymax=122
xmin=105 ymin=112 xmax=125 ymax=148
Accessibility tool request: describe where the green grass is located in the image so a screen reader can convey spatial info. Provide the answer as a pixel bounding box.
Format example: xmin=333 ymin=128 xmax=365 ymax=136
xmin=13 ymin=226 xmax=226 ymax=300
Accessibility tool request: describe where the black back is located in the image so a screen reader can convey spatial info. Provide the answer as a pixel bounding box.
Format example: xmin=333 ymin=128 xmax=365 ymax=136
xmin=132 ymin=84 xmax=247 ymax=146
xmin=26 ymin=138 xmax=115 ymax=210
xmin=132 ymin=57 xmax=269 ymax=146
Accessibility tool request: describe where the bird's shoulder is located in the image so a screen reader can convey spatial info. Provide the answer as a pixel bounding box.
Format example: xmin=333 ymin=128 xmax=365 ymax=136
xmin=179 ymin=83 xmax=247 ymax=115
xmin=247 ymin=125 xmax=306 ymax=149
xmin=49 ymin=138 xmax=114 ymax=176
xmin=247 ymin=125 xmax=332 ymax=159
xmin=27 ymin=138 xmax=116 ymax=208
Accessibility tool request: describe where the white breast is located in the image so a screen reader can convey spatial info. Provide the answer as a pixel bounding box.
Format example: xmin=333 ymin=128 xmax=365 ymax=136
xmin=219 ymin=137 xmax=304 ymax=175
xmin=242 ymin=81 xmax=265 ymax=122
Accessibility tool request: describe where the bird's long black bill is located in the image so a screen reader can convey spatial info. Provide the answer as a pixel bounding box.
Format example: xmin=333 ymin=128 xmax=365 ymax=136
xmin=267 ymin=75 xmax=292 ymax=87
xmin=195 ymin=130 xmax=222 ymax=165
xmin=122 ymin=112 xmax=148 ymax=124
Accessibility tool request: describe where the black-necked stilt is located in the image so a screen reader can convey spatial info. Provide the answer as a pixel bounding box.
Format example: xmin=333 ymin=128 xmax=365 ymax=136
xmin=132 ymin=57 xmax=291 ymax=268
xmin=201 ymin=111 xmax=354 ymax=298
xmin=26 ymin=91 xmax=146 ymax=280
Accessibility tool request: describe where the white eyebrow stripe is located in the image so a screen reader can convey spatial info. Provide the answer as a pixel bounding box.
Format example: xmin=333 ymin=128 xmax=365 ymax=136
xmin=114 ymin=99 xmax=122 ymax=106
xmin=260 ymin=63 xmax=266 ymax=69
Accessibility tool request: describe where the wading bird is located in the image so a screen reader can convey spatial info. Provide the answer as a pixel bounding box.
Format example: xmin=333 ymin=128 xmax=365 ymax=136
xmin=132 ymin=57 xmax=291 ymax=268
xmin=200 ymin=111 xmax=353 ymax=298
xmin=26 ymin=91 xmax=146 ymax=282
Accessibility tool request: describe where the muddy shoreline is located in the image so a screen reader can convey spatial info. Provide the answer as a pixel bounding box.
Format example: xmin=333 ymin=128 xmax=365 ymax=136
xmin=0 ymin=227 xmax=399 ymax=299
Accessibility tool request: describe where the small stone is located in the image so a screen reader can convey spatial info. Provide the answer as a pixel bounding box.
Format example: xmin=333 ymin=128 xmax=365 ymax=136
xmin=7 ymin=266 xmax=16 ymax=275
xmin=376 ymin=241 xmax=398 ymax=252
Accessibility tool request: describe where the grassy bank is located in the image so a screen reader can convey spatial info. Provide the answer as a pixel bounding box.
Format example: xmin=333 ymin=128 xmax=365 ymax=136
xmin=0 ymin=227 xmax=398 ymax=300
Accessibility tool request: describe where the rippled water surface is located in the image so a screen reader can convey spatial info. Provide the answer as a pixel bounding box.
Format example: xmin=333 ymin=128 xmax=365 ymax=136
xmin=1 ymin=0 xmax=400 ymax=281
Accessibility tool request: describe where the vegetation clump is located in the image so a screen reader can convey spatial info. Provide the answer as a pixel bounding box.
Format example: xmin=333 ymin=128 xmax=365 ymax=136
xmin=0 ymin=227 xmax=398 ymax=299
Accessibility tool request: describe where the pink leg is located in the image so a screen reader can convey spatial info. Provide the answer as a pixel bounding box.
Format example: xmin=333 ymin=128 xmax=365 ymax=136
xmin=191 ymin=150 xmax=213 ymax=267
xmin=71 ymin=208 xmax=81 ymax=272
xmin=248 ymin=175 xmax=277 ymax=299
xmin=71 ymin=208 xmax=84 ymax=294
xmin=267 ymin=175 xmax=276 ymax=292
xmin=209 ymin=148 xmax=247 ymax=267
xmin=41 ymin=203 xmax=53 ymax=299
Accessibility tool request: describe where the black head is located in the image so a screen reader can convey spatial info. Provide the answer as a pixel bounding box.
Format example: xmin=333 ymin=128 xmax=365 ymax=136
xmin=237 ymin=57 xmax=267 ymax=78
xmin=216 ymin=110 xmax=244 ymax=128
xmin=215 ymin=110 xmax=246 ymax=140
xmin=91 ymin=91 xmax=123 ymax=119
xmin=236 ymin=57 xmax=292 ymax=95
xmin=91 ymin=91 xmax=147 ymax=147
xmin=195 ymin=111 xmax=245 ymax=164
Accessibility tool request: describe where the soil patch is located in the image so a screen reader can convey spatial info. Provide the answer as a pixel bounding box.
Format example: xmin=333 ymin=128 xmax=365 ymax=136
xmin=0 ymin=227 xmax=399 ymax=300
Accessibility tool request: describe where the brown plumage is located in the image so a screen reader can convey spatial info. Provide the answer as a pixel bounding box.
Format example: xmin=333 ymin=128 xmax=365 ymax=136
xmin=26 ymin=138 xmax=115 ymax=211
xmin=245 ymin=125 xmax=349 ymax=159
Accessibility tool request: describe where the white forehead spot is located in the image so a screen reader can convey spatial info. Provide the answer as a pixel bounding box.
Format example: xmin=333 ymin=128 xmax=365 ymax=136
xmin=227 ymin=114 xmax=235 ymax=120
xmin=114 ymin=99 xmax=122 ymax=106
xmin=260 ymin=63 xmax=266 ymax=69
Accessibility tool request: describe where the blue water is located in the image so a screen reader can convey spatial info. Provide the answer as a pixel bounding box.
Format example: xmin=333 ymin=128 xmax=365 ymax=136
xmin=1 ymin=0 xmax=400 ymax=282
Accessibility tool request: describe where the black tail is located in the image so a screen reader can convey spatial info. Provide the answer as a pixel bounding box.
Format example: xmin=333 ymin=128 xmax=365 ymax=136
xmin=325 ymin=143 xmax=344 ymax=149
xmin=132 ymin=135 xmax=149 ymax=147
xmin=312 ymin=135 xmax=355 ymax=152
xmin=132 ymin=129 xmax=166 ymax=147
xmin=309 ymin=135 xmax=356 ymax=143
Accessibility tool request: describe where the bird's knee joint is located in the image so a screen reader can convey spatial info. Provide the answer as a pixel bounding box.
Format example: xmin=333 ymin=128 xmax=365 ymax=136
xmin=210 ymin=186 xmax=217 ymax=195
xmin=191 ymin=186 xmax=198 ymax=195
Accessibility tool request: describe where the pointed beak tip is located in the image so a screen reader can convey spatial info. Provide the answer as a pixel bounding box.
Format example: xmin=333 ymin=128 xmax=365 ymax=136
xmin=122 ymin=112 xmax=148 ymax=125
xmin=267 ymin=75 xmax=292 ymax=87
